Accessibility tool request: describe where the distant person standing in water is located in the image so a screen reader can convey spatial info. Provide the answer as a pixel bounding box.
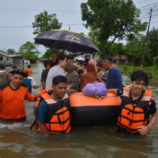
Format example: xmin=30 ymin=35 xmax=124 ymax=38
xmin=41 ymin=60 xmax=51 ymax=89
xmin=27 ymin=65 xmax=33 ymax=76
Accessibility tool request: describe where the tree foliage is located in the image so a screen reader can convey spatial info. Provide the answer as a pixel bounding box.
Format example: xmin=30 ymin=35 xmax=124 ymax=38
xmin=7 ymin=48 xmax=16 ymax=54
xmin=32 ymin=10 xmax=62 ymax=35
xmin=19 ymin=41 xmax=40 ymax=63
xmin=123 ymin=28 xmax=158 ymax=66
xmin=148 ymin=28 xmax=158 ymax=58
xmin=42 ymin=48 xmax=62 ymax=59
xmin=81 ymin=0 xmax=147 ymax=54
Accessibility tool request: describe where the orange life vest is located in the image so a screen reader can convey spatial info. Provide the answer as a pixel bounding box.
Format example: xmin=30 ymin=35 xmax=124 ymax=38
xmin=117 ymin=87 xmax=152 ymax=133
xmin=32 ymin=90 xmax=71 ymax=134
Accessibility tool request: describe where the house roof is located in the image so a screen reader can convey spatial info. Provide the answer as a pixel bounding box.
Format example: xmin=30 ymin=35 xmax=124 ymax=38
xmin=0 ymin=50 xmax=24 ymax=59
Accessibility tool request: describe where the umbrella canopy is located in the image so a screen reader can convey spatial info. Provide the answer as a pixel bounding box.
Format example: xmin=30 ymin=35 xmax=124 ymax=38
xmin=34 ymin=29 xmax=100 ymax=53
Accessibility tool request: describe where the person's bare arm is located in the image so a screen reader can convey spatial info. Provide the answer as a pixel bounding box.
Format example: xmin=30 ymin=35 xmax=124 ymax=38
xmin=41 ymin=81 xmax=46 ymax=89
xmin=107 ymin=89 xmax=118 ymax=95
xmin=33 ymin=85 xmax=41 ymax=89
xmin=137 ymin=112 xmax=157 ymax=135
xmin=38 ymin=122 xmax=50 ymax=137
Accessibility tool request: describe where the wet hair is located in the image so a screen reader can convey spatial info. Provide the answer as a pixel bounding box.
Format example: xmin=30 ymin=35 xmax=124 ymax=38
xmin=68 ymin=54 xmax=74 ymax=60
xmin=78 ymin=69 xmax=84 ymax=75
xmin=104 ymin=56 xmax=113 ymax=63
xmin=28 ymin=65 xmax=31 ymax=68
xmin=0 ymin=64 xmax=5 ymax=69
xmin=97 ymin=62 xmax=102 ymax=68
xmin=43 ymin=60 xmax=49 ymax=67
xmin=12 ymin=65 xmax=17 ymax=69
xmin=130 ymin=70 xmax=148 ymax=86
xmin=83 ymin=62 xmax=88 ymax=67
xmin=50 ymin=53 xmax=66 ymax=67
xmin=113 ymin=60 xmax=117 ymax=64
xmin=52 ymin=75 xmax=67 ymax=85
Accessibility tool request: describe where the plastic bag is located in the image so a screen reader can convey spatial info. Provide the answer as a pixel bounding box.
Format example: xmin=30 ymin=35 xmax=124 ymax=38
xmin=82 ymin=82 xmax=107 ymax=97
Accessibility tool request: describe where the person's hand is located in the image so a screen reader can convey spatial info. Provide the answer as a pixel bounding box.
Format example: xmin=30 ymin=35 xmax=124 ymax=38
xmin=137 ymin=125 xmax=150 ymax=135
xmin=36 ymin=98 xmax=40 ymax=101
xmin=39 ymin=86 xmax=43 ymax=91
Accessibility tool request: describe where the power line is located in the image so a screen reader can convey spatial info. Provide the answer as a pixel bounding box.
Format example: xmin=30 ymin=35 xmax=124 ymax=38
xmin=139 ymin=2 xmax=158 ymax=9
xmin=0 ymin=8 xmax=80 ymax=13
xmin=135 ymin=0 xmax=150 ymax=5
xmin=0 ymin=24 xmax=83 ymax=28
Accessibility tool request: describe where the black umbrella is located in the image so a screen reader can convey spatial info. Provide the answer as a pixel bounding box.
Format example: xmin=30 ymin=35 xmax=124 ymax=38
xmin=34 ymin=29 xmax=100 ymax=53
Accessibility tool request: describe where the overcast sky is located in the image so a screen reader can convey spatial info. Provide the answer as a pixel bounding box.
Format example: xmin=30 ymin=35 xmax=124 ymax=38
xmin=0 ymin=0 xmax=158 ymax=56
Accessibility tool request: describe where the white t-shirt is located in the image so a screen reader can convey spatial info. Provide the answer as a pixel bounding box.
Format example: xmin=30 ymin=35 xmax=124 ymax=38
xmin=27 ymin=76 xmax=36 ymax=87
xmin=46 ymin=65 xmax=66 ymax=89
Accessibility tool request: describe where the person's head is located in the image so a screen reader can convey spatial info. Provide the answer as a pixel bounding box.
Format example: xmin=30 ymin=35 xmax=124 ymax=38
xmin=100 ymin=55 xmax=106 ymax=65
xmin=96 ymin=62 xmax=102 ymax=72
xmin=130 ymin=70 xmax=148 ymax=96
xmin=12 ymin=65 xmax=17 ymax=69
xmin=51 ymin=53 xmax=67 ymax=68
xmin=102 ymin=56 xmax=113 ymax=70
xmin=65 ymin=61 xmax=76 ymax=73
xmin=44 ymin=60 xmax=50 ymax=70
xmin=0 ymin=64 xmax=5 ymax=70
xmin=89 ymin=59 xmax=97 ymax=66
xmin=28 ymin=65 xmax=31 ymax=68
xmin=83 ymin=62 xmax=88 ymax=69
xmin=24 ymin=68 xmax=29 ymax=75
xmin=10 ymin=69 xmax=28 ymax=88
xmin=113 ymin=60 xmax=118 ymax=67
xmin=52 ymin=75 xmax=67 ymax=99
xmin=68 ymin=55 xmax=74 ymax=62
xmin=78 ymin=69 xmax=84 ymax=78
xmin=87 ymin=63 xmax=96 ymax=73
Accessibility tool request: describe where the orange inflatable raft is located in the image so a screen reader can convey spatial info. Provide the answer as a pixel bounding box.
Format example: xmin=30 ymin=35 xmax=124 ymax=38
xmin=69 ymin=92 xmax=121 ymax=127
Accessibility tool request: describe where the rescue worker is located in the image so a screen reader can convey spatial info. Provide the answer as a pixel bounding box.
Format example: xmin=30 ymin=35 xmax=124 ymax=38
xmin=0 ymin=69 xmax=39 ymax=122
xmin=108 ymin=70 xmax=157 ymax=135
xmin=33 ymin=75 xmax=76 ymax=137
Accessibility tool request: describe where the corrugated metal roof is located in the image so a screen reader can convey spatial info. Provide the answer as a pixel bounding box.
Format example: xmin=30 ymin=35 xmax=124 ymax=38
xmin=0 ymin=50 xmax=23 ymax=58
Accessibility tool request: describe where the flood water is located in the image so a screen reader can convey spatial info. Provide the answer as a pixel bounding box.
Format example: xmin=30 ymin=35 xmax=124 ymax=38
xmin=0 ymin=63 xmax=158 ymax=158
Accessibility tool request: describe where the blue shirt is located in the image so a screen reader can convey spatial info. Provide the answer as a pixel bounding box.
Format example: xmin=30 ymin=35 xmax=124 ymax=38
xmin=106 ymin=67 xmax=123 ymax=90
xmin=22 ymin=78 xmax=32 ymax=93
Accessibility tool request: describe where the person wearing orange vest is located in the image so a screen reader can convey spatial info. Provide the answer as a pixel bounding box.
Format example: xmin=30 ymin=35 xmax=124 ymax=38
xmin=33 ymin=75 xmax=76 ymax=137
xmin=0 ymin=69 xmax=39 ymax=121
xmin=108 ymin=70 xmax=157 ymax=135
xmin=27 ymin=65 xmax=33 ymax=76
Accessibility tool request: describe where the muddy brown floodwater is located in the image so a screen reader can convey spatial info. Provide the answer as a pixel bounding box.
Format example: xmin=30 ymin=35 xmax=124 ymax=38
xmin=0 ymin=63 xmax=158 ymax=158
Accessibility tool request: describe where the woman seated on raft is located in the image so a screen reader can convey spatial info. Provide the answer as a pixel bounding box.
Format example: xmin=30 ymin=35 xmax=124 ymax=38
xmin=107 ymin=70 xmax=157 ymax=135
xmin=80 ymin=63 xmax=103 ymax=91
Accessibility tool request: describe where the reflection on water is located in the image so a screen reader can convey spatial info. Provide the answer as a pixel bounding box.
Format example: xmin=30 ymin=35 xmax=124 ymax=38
xmin=0 ymin=63 xmax=158 ymax=158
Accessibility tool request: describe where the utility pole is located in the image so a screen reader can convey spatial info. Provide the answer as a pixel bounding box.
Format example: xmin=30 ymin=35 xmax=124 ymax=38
xmin=141 ymin=9 xmax=153 ymax=70
xmin=69 ymin=26 xmax=70 ymax=30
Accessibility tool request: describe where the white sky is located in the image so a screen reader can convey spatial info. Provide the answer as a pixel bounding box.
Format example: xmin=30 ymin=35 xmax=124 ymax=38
xmin=0 ymin=0 xmax=158 ymax=56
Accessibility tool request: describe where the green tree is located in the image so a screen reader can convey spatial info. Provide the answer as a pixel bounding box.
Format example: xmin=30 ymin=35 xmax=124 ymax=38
xmin=7 ymin=48 xmax=16 ymax=54
xmin=32 ymin=10 xmax=62 ymax=35
xmin=19 ymin=41 xmax=40 ymax=63
xmin=81 ymin=0 xmax=147 ymax=54
xmin=148 ymin=28 xmax=158 ymax=58
xmin=124 ymin=34 xmax=152 ymax=66
xmin=42 ymin=48 xmax=62 ymax=59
